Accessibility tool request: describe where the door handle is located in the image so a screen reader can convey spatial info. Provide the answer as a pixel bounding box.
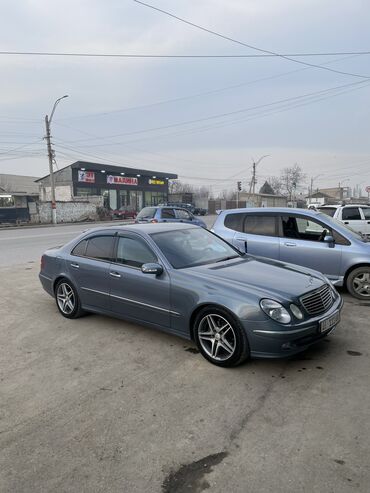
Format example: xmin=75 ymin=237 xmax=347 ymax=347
xmin=70 ymin=263 xmax=79 ymax=269
xmin=344 ymin=221 xmax=349 ymax=224
xmin=110 ymin=271 xmax=121 ymax=278
xmin=284 ymin=242 xmax=296 ymax=247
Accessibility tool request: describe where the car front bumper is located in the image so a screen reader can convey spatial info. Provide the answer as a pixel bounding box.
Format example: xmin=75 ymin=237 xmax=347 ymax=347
xmin=244 ymin=295 xmax=344 ymax=358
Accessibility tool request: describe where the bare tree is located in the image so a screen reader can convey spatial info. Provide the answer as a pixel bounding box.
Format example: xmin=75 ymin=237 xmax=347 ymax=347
xmin=280 ymin=164 xmax=306 ymax=200
xmin=168 ymin=180 xmax=194 ymax=194
xmin=266 ymin=176 xmax=283 ymax=195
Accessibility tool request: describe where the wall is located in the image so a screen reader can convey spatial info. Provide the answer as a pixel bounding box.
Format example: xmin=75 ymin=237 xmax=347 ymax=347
xmin=41 ymin=185 xmax=73 ymax=201
xmin=30 ymin=197 xmax=103 ymax=224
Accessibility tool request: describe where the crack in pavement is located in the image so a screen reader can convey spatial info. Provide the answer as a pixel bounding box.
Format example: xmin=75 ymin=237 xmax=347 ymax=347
xmin=161 ymin=364 xmax=287 ymax=492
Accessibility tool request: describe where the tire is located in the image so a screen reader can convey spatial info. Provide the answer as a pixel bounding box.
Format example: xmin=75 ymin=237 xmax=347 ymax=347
xmin=193 ymin=306 xmax=250 ymax=367
xmin=55 ymin=279 xmax=86 ymax=319
xmin=346 ymin=267 xmax=370 ymax=300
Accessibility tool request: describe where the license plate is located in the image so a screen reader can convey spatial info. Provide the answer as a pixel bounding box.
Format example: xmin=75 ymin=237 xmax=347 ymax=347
xmin=319 ymin=311 xmax=340 ymax=333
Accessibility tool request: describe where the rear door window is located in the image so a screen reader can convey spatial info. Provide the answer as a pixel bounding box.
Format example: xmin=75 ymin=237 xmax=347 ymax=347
xmin=361 ymin=207 xmax=370 ymax=219
xmin=224 ymin=213 xmax=246 ymax=232
xmin=161 ymin=208 xmax=176 ymax=219
xmin=85 ymin=236 xmax=115 ymax=261
xmin=244 ymin=215 xmax=276 ymax=236
xmin=342 ymin=207 xmax=361 ymax=220
xmin=72 ymin=239 xmax=88 ymax=257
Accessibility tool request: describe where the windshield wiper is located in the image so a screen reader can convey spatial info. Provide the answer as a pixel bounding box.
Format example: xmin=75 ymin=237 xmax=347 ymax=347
xmin=215 ymin=255 xmax=240 ymax=263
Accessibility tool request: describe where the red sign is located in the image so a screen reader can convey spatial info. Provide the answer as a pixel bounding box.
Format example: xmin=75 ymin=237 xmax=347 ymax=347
xmin=107 ymin=175 xmax=138 ymax=186
xmin=78 ymin=170 xmax=95 ymax=183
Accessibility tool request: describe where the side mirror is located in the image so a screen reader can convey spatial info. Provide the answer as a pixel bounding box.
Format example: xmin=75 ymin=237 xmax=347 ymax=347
xmin=324 ymin=235 xmax=335 ymax=248
xmin=141 ymin=263 xmax=163 ymax=276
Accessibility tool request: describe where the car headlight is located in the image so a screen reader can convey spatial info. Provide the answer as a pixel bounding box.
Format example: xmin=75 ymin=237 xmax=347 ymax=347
xmin=260 ymin=299 xmax=291 ymax=324
xmin=290 ymin=303 xmax=303 ymax=320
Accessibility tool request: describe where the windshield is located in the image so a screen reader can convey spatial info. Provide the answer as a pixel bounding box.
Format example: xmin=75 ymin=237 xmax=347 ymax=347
xmin=317 ymin=213 xmax=368 ymax=242
xmin=137 ymin=207 xmax=156 ymax=219
xmin=151 ymin=228 xmax=241 ymax=268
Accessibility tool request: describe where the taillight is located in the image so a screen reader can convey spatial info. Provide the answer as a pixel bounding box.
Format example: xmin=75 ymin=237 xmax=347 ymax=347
xmin=40 ymin=255 xmax=45 ymax=271
xmin=150 ymin=219 xmax=158 ymax=223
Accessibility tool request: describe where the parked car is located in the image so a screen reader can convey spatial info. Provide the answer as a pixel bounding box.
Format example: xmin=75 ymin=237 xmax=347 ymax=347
xmin=111 ymin=206 xmax=137 ymax=220
xmin=135 ymin=206 xmax=207 ymax=228
xmin=212 ymin=207 xmax=370 ymax=300
xmin=39 ymin=223 xmax=342 ymax=367
xmin=318 ymin=204 xmax=370 ymax=237
xmin=193 ymin=207 xmax=207 ymax=216
xmin=159 ymin=202 xmax=196 ymax=214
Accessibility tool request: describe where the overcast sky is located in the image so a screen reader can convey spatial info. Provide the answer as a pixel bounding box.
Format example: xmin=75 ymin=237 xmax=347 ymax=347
xmin=1 ymin=0 xmax=370 ymax=194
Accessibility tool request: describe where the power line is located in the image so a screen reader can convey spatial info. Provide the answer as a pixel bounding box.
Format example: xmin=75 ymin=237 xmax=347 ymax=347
xmin=133 ymin=0 xmax=370 ymax=79
xmin=1 ymin=50 xmax=370 ymax=59
xmin=56 ymin=79 xmax=370 ymax=145
xmin=57 ymin=54 xmax=361 ymax=121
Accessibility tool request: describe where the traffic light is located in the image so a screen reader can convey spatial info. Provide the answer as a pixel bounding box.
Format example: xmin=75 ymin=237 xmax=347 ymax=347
xmin=237 ymin=181 xmax=242 ymax=191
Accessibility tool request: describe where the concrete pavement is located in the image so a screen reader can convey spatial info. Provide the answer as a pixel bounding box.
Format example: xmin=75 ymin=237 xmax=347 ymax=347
xmin=0 ymin=260 xmax=369 ymax=492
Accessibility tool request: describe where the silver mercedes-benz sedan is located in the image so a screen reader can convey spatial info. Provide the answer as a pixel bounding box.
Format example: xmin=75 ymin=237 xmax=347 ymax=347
xmin=39 ymin=223 xmax=343 ymax=367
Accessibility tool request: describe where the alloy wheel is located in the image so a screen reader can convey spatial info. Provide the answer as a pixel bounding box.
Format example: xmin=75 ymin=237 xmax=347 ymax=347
xmin=198 ymin=314 xmax=236 ymax=361
xmin=353 ymin=272 xmax=370 ymax=297
xmin=56 ymin=282 xmax=76 ymax=314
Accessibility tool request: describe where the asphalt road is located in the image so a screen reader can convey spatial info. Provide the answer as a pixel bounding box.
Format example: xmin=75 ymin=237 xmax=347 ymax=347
xmin=1 ymin=216 xmax=369 ymax=492
xmin=0 ymin=216 xmax=216 ymax=267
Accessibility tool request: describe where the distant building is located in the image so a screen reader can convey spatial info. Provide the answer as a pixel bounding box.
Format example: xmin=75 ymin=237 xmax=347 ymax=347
xmin=259 ymin=181 xmax=275 ymax=195
xmin=0 ymin=174 xmax=39 ymax=223
xmin=36 ymin=161 xmax=177 ymax=211
xmin=305 ymin=191 xmax=333 ymax=207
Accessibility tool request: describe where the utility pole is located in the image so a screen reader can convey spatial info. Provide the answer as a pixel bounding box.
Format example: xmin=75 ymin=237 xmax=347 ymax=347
xmin=250 ymin=155 xmax=270 ymax=195
xmin=44 ymin=95 xmax=69 ymax=224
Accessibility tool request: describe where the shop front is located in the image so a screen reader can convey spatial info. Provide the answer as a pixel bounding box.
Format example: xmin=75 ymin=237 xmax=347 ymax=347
xmin=72 ymin=162 xmax=177 ymax=212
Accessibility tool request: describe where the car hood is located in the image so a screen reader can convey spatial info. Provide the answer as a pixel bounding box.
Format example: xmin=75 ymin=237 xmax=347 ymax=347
xmin=185 ymin=255 xmax=326 ymax=301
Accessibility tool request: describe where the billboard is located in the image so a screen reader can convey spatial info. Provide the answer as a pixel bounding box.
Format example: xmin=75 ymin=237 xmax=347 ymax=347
xmin=107 ymin=175 xmax=138 ymax=186
xmin=78 ymin=170 xmax=95 ymax=183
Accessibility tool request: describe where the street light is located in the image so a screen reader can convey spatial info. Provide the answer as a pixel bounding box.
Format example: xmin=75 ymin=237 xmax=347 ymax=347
xmin=250 ymin=155 xmax=270 ymax=194
xmin=45 ymin=95 xmax=69 ymax=224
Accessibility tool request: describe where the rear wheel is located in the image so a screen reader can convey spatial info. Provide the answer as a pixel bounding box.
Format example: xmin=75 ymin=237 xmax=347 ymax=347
xmin=346 ymin=267 xmax=370 ymax=300
xmin=194 ymin=307 xmax=250 ymax=367
xmin=55 ymin=279 xmax=85 ymax=319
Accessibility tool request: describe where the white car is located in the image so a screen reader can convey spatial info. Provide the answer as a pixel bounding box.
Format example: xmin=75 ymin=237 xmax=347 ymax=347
xmin=318 ymin=204 xmax=370 ymax=236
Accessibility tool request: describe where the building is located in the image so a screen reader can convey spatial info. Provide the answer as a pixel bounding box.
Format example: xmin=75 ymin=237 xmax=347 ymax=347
xmin=37 ymin=161 xmax=178 ymax=211
xmin=305 ymin=190 xmax=333 ymax=207
xmin=0 ymin=174 xmax=40 ymax=223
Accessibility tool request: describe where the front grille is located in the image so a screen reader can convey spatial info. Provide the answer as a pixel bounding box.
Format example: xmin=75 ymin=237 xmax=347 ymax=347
xmin=300 ymin=284 xmax=334 ymax=315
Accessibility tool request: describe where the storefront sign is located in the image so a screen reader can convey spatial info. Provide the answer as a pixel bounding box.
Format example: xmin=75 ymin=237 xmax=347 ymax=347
xmin=148 ymin=178 xmax=165 ymax=185
xmin=78 ymin=170 xmax=95 ymax=183
xmin=107 ymin=175 xmax=138 ymax=186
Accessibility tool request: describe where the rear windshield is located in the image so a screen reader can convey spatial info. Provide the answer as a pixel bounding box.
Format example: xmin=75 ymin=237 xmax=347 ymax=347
xmin=137 ymin=207 xmax=156 ymax=219
xmin=317 ymin=207 xmax=337 ymax=217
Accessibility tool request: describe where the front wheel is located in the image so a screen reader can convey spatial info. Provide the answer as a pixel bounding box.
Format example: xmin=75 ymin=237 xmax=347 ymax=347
xmin=346 ymin=267 xmax=370 ymax=300
xmin=194 ymin=307 xmax=250 ymax=367
xmin=55 ymin=279 xmax=85 ymax=319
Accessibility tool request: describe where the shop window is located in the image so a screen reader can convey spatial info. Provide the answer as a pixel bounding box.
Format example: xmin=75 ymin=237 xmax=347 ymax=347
xmin=75 ymin=188 xmax=98 ymax=197
xmin=0 ymin=196 xmax=15 ymax=207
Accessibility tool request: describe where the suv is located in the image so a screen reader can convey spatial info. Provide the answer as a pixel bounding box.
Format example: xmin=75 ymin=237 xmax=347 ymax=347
xmin=212 ymin=207 xmax=370 ymax=300
xmin=135 ymin=206 xmax=207 ymax=228
xmin=318 ymin=204 xmax=370 ymax=237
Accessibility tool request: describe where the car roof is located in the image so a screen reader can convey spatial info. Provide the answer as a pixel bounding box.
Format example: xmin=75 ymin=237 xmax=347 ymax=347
xmin=84 ymin=222 xmax=198 ymax=235
xmin=218 ymin=207 xmax=323 ymax=217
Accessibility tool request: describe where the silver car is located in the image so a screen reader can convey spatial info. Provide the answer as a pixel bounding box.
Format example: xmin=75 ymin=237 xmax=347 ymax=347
xmin=212 ymin=207 xmax=370 ymax=300
xmin=39 ymin=223 xmax=342 ymax=367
